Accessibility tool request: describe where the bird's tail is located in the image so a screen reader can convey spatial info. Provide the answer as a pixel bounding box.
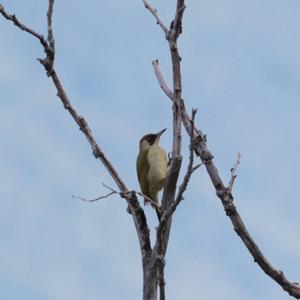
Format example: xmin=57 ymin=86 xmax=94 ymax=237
xmin=155 ymin=207 xmax=161 ymax=221
xmin=144 ymin=194 xmax=161 ymax=221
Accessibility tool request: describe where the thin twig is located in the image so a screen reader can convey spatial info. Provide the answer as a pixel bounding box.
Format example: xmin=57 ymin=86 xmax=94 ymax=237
xmin=0 ymin=4 xmax=48 ymax=49
xmin=152 ymin=54 xmax=200 ymax=143
xmin=137 ymin=192 xmax=161 ymax=209
xmin=72 ymin=191 xmax=116 ymax=203
xmin=152 ymin=59 xmax=173 ymax=100
xmin=174 ymin=109 xmax=200 ymax=203
xmin=228 ymin=152 xmax=241 ymax=193
xmin=142 ymin=0 xmax=169 ymax=36
xmin=101 ymin=182 xmax=117 ymax=193
xmin=72 ymin=182 xmax=119 ymax=203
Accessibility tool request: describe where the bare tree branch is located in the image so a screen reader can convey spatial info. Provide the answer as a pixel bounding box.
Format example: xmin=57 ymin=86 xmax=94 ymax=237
xmin=228 ymin=152 xmax=241 ymax=193
xmin=3 ymin=0 xmax=300 ymax=298
xmin=142 ymin=0 xmax=169 ymax=37
xmin=174 ymin=109 xmax=200 ymax=203
xmin=152 ymin=59 xmax=173 ymax=100
xmin=47 ymin=0 xmax=55 ymax=51
xmin=51 ymin=73 xmax=129 ymax=191
xmin=73 ymin=191 xmax=116 ymax=203
xmin=159 ymin=109 xmax=201 ymax=228
xmin=152 ymin=37 xmax=300 ymax=300
xmin=158 ymin=256 xmax=166 ymax=300
xmin=0 ymin=4 xmax=48 ymax=49
xmin=155 ymin=0 xmax=185 ymax=257
xmin=182 ymin=108 xmax=300 ymax=298
xmin=0 ymin=1 xmax=153 ymax=261
xmin=143 ymin=0 xmax=186 ymax=211
xmin=142 ymin=4 xmax=186 ymax=297
xmin=143 ymin=1 xmax=186 ymax=298
xmin=153 ymin=63 xmax=300 ymax=300
xmin=137 ymin=192 xmax=162 ymax=209
xmin=152 ymin=57 xmax=194 ymax=141
xmin=72 ymin=182 xmax=119 ymax=202
xmin=125 ymin=191 xmax=152 ymax=258
xmin=171 ymin=0 xmax=185 ymax=39
xmin=156 ymin=109 xmax=201 ymax=255
xmin=146 ymin=3 xmax=300 ymax=299
xmin=141 ymin=0 xmax=187 ymax=267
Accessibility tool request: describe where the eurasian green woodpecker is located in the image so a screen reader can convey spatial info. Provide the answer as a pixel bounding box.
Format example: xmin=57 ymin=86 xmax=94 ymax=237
xmin=136 ymin=129 xmax=168 ymax=220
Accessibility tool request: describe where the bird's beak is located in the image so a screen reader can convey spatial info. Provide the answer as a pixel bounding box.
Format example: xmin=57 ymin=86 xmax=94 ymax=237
xmin=156 ymin=128 xmax=167 ymax=137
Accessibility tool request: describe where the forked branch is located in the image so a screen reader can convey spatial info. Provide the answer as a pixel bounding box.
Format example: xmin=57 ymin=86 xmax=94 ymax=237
xmin=142 ymin=0 xmax=169 ymax=36
xmin=145 ymin=1 xmax=300 ymax=298
xmin=228 ymin=152 xmax=241 ymax=193
xmin=0 ymin=4 xmax=48 ymax=49
xmin=172 ymin=109 xmax=201 ymax=206
xmin=156 ymin=109 xmax=201 ymax=251
xmin=153 ymin=0 xmax=185 ymax=258
xmin=143 ymin=1 xmax=186 ymax=299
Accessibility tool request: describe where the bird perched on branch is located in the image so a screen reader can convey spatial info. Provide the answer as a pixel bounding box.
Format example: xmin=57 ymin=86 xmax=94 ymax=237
xmin=136 ymin=128 xmax=168 ymax=220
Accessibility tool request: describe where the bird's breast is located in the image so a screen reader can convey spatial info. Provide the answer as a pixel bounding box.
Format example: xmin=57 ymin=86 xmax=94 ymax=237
xmin=147 ymin=146 xmax=168 ymax=185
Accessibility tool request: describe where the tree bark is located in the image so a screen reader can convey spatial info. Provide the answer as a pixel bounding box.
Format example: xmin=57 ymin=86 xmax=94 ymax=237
xmin=142 ymin=256 xmax=158 ymax=300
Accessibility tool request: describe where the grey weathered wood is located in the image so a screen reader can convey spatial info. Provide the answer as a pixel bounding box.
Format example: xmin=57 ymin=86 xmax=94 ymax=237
xmin=151 ymin=25 xmax=300 ymax=300
xmin=143 ymin=1 xmax=186 ymax=299
xmin=0 ymin=0 xmax=153 ymax=274
xmin=2 ymin=0 xmax=299 ymax=299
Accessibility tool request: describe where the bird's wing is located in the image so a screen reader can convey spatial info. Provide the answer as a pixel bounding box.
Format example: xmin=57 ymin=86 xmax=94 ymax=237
xmin=136 ymin=149 xmax=150 ymax=197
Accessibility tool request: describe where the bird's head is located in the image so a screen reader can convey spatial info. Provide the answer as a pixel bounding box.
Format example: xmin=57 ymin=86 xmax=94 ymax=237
xmin=139 ymin=128 xmax=167 ymax=151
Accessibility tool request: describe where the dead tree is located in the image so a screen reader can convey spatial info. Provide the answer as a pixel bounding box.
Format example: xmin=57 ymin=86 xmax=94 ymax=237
xmin=1 ymin=1 xmax=299 ymax=299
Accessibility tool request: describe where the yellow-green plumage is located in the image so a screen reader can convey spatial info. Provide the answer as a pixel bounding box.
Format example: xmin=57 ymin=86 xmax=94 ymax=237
xmin=136 ymin=129 xmax=168 ymax=212
xmin=146 ymin=145 xmax=168 ymax=202
xmin=137 ymin=146 xmax=167 ymax=203
xmin=136 ymin=148 xmax=151 ymax=199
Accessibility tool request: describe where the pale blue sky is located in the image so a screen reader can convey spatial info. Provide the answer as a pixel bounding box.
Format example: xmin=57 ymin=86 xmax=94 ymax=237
xmin=1 ymin=1 xmax=300 ymax=299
